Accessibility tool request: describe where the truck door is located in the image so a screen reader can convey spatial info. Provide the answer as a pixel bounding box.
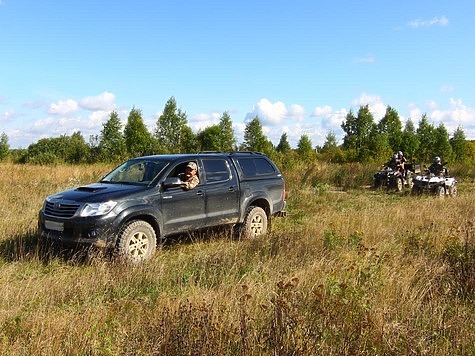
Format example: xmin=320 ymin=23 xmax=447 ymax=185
xmin=160 ymin=161 xmax=206 ymax=235
xmin=201 ymin=158 xmax=240 ymax=226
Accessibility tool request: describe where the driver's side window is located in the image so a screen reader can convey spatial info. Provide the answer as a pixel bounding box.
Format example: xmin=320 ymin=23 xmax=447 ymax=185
xmin=167 ymin=162 xmax=190 ymax=179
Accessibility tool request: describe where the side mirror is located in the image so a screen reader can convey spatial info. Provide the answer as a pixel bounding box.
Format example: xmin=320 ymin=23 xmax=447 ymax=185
xmin=163 ymin=177 xmax=183 ymax=188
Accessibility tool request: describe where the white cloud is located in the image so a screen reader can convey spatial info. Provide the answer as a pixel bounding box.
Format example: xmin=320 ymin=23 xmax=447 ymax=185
xmin=323 ymin=109 xmax=348 ymax=131
xmin=0 ymin=109 xmax=18 ymax=122
xmin=245 ymin=98 xmax=305 ymax=125
xmin=312 ymin=105 xmax=332 ymax=117
xmin=192 ymin=112 xmax=221 ymax=123
xmin=265 ymin=109 xmax=327 ymax=148
xmin=79 ymin=92 xmax=116 ymax=111
xmin=408 ymin=16 xmax=449 ymax=28
xmin=426 ymin=100 xmax=438 ymax=110
xmin=287 ymin=104 xmax=306 ymax=121
xmin=353 ymin=56 xmax=375 ymax=63
xmin=234 ymin=122 xmax=246 ymax=135
xmin=14 ymin=109 xmax=111 ymax=146
xmin=440 ymin=85 xmax=453 ymax=93
xmin=88 ymin=110 xmax=110 ymax=128
xmin=404 ymin=99 xmax=475 ymax=139
xmin=7 ymin=129 xmax=38 ymax=148
xmin=47 ymin=99 xmax=78 ymax=115
xmin=407 ymin=106 xmax=422 ymax=123
xmin=245 ymin=99 xmax=286 ymax=125
xmin=311 ymin=105 xmax=348 ymax=131
xmin=6 ymin=92 xmax=475 ymax=150
xmin=431 ymin=98 xmax=475 ymax=132
xmin=188 ymin=112 xmax=221 ymax=132
xmin=31 ymin=117 xmax=56 ymax=133
xmin=23 ymin=100 xmax=45 ymax=109
xmin=351 ymin=93 xmax=386 ymax=121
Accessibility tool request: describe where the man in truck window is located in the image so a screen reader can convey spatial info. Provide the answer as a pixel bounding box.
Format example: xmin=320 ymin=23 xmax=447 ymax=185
xmin=178 ymin=161 xmax=200 ymax=190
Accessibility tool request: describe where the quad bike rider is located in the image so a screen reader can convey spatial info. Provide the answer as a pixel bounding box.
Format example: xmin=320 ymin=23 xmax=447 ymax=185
xmin=386 ymin=152 xmax=410 ymax=192
xmin=411 ymin=156 xmax=457 ymax=198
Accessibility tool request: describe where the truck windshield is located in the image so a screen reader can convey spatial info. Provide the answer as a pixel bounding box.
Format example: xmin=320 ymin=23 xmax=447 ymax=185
xmin=100 ymin=159 xmax=169 ymax=185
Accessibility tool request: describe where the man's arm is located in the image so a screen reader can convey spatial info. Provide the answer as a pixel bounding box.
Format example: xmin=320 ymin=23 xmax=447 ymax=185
xmin=182 ymin=175 xmax=200 ymax=190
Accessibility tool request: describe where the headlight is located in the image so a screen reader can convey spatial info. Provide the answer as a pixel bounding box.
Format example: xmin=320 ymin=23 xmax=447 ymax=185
xmin=80 ymin=201 xmax=117 ymax=217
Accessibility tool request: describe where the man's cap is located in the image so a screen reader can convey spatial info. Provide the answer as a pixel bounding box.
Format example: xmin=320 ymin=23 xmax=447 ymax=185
xmin=187 ymin=162 xmax=197 ymax=170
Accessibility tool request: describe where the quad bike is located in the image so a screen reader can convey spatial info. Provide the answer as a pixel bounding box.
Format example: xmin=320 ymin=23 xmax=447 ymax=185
xmin=373 ymin=166 xmax=392 ymax=189
xmin=385 ymin=165 xmax=416 ymax=192
xmin=374 ymin=162 xmax=418 ymax=192
xmin=411 ymin=168 xmax=457 ymax=198
xmin=387 ymin=168 xmax=408 ymax=192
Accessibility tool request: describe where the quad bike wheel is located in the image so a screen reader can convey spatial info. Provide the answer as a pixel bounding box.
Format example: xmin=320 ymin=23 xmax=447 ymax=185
xmin=374 ymin=178 xmax=382 ymax=190
xmin=411 ymin=186 xmax=422 ymax=196
xmin=396 ymin=178 xmax=403 ymax=192
xmin=436 ymin=186 xmax=446 ymax=199
xmin=448 ymin=185 xmax=457 ymax=198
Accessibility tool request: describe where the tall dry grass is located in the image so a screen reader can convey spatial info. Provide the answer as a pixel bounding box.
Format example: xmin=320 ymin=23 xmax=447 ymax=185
xmin=0 ymin=162 xmax=474 ymax=355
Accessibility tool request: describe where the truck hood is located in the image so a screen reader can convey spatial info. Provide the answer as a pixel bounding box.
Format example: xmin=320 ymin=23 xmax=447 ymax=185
xmin=48 ymin=183 xmax=149 ymax=203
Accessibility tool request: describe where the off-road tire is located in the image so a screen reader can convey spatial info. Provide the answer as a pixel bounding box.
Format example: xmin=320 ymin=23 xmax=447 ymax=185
xmin=448 ymin=185 xmax=457 ymax=198
xmin=396 ymin=178 xmax=403 ymax=192
xmin=240 ymin=206 xmax=268 ymax=239
xmin=436 ymin=186 xmax=446 ymax=199
xmin=374 ymin=178 xmax=382 ymax=190
xmin=411 ymin=186 xmax=422 ymax=196
xmin=116 ymin=220 xmax=157 ymax=264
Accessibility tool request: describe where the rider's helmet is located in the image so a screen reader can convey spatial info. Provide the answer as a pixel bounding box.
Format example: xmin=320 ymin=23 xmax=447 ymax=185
xmin=398 ymin=151 xmax=403 ymax=157
xmin=434 ymin=156 xmax=441 ymax=164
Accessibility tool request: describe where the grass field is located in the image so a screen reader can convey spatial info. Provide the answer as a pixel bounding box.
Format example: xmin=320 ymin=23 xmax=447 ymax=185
xmin=0 ymin=162 xmax=474 ymax=355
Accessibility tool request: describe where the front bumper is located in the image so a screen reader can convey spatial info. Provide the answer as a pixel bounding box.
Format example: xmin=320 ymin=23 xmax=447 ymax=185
xmin=38 ymin=211 xmax=118 ymax=248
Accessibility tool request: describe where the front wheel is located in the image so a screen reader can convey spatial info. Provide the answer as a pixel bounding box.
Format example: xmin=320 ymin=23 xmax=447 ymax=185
xmin=436 ymin=186 xmax=446 ymax=199
xmin=240 ymin=206 xmax=268 ymax=239
xmin=448 ymin=185 xmax=457 ymax=198
xmin=396 ymin=178 xmax=403 ymax=192
xmin=411 ymin=186 xmax=422 ymax=196
xmin=373 ymin=178 xmax=382 ymax=190
xmin=116 ymin=220 xmax=157 ymax=264
xmin=406 ymin=175 xmax=413 ymax=189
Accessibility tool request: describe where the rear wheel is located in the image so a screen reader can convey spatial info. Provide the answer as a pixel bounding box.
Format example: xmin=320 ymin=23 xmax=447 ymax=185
xmin=240 ymin=206 xmax=268 ymax=239
xmin=116 ymin=220 xmax=157 ymax=264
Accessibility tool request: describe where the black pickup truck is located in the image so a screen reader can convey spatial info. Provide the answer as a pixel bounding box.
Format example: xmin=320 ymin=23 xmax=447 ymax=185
xmin=38 ymin=152 xmax=286 ymax=263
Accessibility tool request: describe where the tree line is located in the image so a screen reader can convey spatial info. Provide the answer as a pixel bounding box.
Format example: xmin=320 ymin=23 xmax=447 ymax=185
xmin=0 ymin=97 xmax=474 ymax=166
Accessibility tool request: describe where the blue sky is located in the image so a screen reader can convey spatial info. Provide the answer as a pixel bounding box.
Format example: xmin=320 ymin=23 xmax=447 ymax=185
xmin=1 ymin=0 xmax=474 ymax=149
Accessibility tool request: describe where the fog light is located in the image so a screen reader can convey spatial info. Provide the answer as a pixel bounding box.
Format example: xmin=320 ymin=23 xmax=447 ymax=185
xmin=88 ymin=230 xmax=98 ymax=238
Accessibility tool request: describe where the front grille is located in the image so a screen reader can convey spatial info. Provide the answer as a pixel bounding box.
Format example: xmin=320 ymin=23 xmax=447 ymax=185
xmin=44 ymin=201 xmax=80 ymax=218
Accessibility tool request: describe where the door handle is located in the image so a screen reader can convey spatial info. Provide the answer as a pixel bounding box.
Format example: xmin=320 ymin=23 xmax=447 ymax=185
xmin=228 ymin=186 xmax=235 ymax=192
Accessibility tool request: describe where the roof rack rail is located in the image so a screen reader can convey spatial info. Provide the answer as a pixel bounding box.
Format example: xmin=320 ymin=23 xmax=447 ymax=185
xmin=229 ymin=151 xmax=265 ymax=155
xmin=197 ymin=151 xmax=265 ymax=156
